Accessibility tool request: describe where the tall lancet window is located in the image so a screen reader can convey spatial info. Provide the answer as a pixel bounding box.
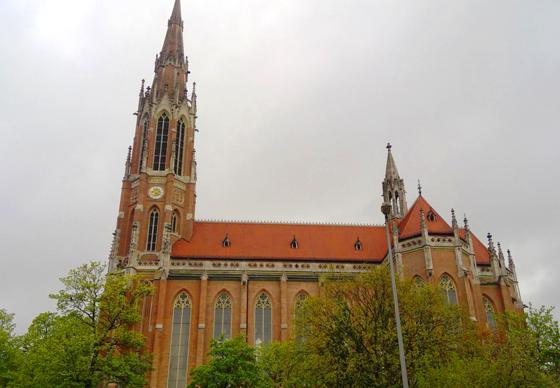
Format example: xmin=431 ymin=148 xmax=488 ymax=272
xmin=483 ymin=296 xmax=497 ymax=330
xmin=174 ymin=119 xmax=186 ymax=175
xmin=139 ymin=119 xmax=148 ymax=172
xmin=146 ymin=208 xmax=159 ymax=251
xmin=255 ymin=292 xmax=272 ymax=345
xmin=153 ymin=113 xmax=169 ymax=171
xmin=439 ymin=274 xmax=458 ymax=305
xmin=167 ymin=292 xmax=192 ymax=388
xmin=213 ymin=292 xmax=232 ymax=340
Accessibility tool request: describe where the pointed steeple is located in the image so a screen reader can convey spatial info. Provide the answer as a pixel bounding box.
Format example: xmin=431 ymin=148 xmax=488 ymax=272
xmin=382 ymin=143 xmax=407 ymax=219
xmin=385 ymin=143 xmax=400 ymax=180
xmin=170 ymin=0 xmax=182 ymax=25
xmin=152 ymin=0 xmax=187 ymax=102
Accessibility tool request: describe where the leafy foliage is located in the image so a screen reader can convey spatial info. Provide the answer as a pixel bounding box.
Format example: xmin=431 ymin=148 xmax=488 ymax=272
xmin=188 ymin=335 xmax=267 ymax=388
xmin=3 ymin=261 xmax=153 ymax=388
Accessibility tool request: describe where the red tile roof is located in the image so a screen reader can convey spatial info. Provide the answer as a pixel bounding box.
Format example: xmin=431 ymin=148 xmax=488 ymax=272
xmin=398 ymin=196 xmax=453 ymax=239
xmin=459 ymin=229 xmax=491 ymax=265
xmin=172 ymin=221 xmax=388 ymax=262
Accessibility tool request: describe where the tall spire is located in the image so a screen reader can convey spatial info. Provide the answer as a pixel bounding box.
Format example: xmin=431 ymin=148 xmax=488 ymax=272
xmin=385 ymin=143 xmax=400 ymax=180
xmin=170 ymin=0 xmax=182 ymax=25
xmin=382 ymin=143 xmax=407 ymax=219
xmin=152 ymin=0 xmax=187 ymax=102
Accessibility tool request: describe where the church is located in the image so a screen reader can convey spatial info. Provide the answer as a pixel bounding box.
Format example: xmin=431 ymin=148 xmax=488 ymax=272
xmin=107 ymin=1 xmax=523 ymax=386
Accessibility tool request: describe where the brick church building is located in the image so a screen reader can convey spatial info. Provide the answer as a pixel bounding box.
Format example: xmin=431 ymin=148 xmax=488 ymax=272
xmin=107 ymin=1 xmax=523 ymax=386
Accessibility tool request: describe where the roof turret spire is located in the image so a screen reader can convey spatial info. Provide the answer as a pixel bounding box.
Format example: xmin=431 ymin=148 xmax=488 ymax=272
xmin=382 ymin=143 xmax=407 ymax=219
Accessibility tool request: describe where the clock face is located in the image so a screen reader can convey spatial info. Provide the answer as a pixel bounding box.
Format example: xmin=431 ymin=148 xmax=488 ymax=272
xmin=148 ymin=186 xmax=164 ymax=200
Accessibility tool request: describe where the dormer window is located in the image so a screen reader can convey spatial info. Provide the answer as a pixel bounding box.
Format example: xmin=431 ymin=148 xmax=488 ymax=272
xmin=354 ymin=238 xmax=363 ymax=251
xmin=290 ymin=236 xmax=299 ymax=249
xmin=427 ymin=210 xmax=436 ymax=222
xmin=222 ymin=234 xmax=231 ymax=248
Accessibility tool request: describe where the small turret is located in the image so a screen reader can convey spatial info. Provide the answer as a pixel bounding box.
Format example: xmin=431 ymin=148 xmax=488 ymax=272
xmin=382 ymin=143 xmax=407 ymax=219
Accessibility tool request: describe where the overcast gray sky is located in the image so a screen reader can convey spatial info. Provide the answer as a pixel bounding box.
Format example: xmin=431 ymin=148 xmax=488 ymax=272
xmin=1 ymin=0 xmax=559 ymax=332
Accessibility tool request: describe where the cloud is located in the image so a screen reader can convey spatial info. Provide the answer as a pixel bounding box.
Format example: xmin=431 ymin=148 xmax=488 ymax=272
xmin=0 ymin=0 xmax=558 ymax=332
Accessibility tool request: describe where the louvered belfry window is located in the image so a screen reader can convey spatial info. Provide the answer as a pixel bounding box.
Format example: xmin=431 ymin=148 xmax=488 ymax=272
xmin=153 ymin=113 xmax=169 ymax=171
xmin=174 ymin=119 xmax=186 ymax=175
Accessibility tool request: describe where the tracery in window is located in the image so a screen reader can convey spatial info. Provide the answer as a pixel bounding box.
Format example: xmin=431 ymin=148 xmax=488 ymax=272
xmin=174 ymin=118 xmax=186 ymax=175
xmin=213 ymin=292 xmax=232 ymax=340
xmin=294 ymin=292 xmax=309 ymax=342
xmin=483 ymin=296 xmax=497 ymax=330
xmin=146 ymin=208 xmax=159 ymax=251
xmin=439 ymin=274 xmax=457 ymax=305
xmin=255 ymin=292 xmax=272 ymax=345
xmin=153 ymin=113 xmax=169 ymax=171
xmin=413 ymin=275 xmax=425 ymax=286
xmin=167 ymin=292 xmax=192 ymax=388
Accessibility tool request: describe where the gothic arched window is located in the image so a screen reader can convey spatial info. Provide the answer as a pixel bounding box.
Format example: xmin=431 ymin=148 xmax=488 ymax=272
xmin=294 ymin=292 xmax=309 ymax=342
xmin=439 ymin=274 xmax=458 ymax=305
xmin=139 ymin=119 xmax=148 ymax=172
xmin=171 ymin=211 xmax=179 ymax=234
xmin=255 ymin=292 xmax=272 ymax=345
xmin=146 ymin=208 xmax=159 ymax=251
xmin=413 ymin=275 xmax=425 ymax=286
xmin=167 ymin=292 xmax=192 ymax=388
xmin=174 ymin=119 xmax=186 ymax=175
xmin=483 ymin=296 xmax=497 ymax=330
xmin=153 ymin=113 xmax=169 ymax=171
xmin=213 ymin=292 xmax=232 ymax=340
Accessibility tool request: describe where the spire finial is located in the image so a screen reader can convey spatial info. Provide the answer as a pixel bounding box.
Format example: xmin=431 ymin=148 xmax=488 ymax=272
xmin=497 ymin=242 xmax=505 ymax=262
xmin=417 ymin=179 xmax=422 ymax=196
xmin=451 ymin=208 xmax=458 ymax=229
xmin=463 ymin=214 xmax=469 ymax=231
xmin=124 ymin=145 xmax=132 ymax=178
xmin=487 ymin=233 xmax=495 ymax=252
xmin=507 ymin=249 xmax=515 ymax=269
xmin=386 ymin=142 xmax=392 ymax=151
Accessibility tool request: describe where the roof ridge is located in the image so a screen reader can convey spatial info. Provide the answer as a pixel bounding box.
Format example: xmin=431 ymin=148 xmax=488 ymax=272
xmin=195 ymin=218 xmax=383 ymax=227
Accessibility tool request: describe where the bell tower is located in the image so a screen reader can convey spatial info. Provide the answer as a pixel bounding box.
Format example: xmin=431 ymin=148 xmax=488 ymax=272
xmin=382 ymin=143 xmax=407 ymax=219
xmin=109 ymin=0 xmax=197 ymax=272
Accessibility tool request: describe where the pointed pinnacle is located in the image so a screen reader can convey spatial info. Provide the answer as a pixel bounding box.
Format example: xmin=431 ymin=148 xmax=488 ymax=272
xmin=385 ymin=143 xmax=400 ymax=179
xmin=463 ymin=214 xmax=469 ymax=231
xmin=170 ymin=0 xmax=182 ymax=25
xmin=451 ymin=208 xmax=458 ymax=229
xmin=487 ymin=233 xmax=495 ymax=252
xmin=507 ymin=249 xmax=515 ymax=268
xmin=417 ymin=179 xmax=422 ymax=196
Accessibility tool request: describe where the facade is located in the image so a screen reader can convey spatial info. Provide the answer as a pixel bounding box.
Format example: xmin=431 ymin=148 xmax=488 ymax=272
xmin=107 ymin=1 xmax=523 ymax=386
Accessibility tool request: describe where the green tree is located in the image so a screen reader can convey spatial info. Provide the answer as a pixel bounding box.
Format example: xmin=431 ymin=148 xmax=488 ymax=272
xmin=293 ymin=267 xmax=468 ymax=387
xmin=258 ymin=340 xmax=318 ymax=387
xmin=188 ymin=336 xmax=267 ymax=388
xmin=0 ymin=309 xmax=20 ymax=386
xmin=13 ymin=261 xmax=153 ymax=388
xmin=417 ymin=309 xmax=559 ymax=387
